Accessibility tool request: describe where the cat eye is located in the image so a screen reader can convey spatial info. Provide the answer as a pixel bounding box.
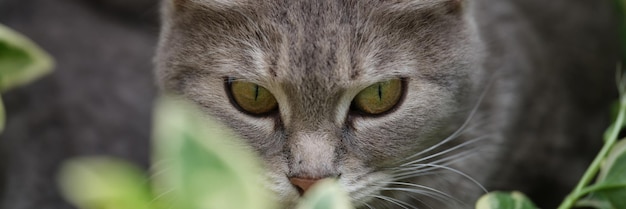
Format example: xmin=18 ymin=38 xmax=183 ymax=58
xmin=351 ymin=79 xmax=403 ymax=115
xmin=228 ymin=79 xmax=278 ymax=115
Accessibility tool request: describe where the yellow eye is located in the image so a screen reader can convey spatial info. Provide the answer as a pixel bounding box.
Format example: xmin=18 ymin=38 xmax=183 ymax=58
xmin=229 ymin=80 xmax=278 ymax=115
xmin=352 ymin=79 xmax=403 ymax=115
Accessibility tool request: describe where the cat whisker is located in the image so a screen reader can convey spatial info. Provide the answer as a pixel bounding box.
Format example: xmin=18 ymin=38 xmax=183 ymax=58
xmin=382 ymin=181 xmax=459 ymax=203
xmin=380 ymin=187 xmax=448 ymax=206
xmin=150 ymin=188 xmax=175 ymax=203
xmin=403 ymin=194 xmax=436 ymax=209
xmin=381 ymin=181 xmax=470 ymax=208
xmin=390 ymin=171 xmax=447 ymax=182
xmin=392 ymin=137 xmax=483 ymax=176
xmin=402 ymin=79 xmax=492 ymax=162
xmin=399 ymin=134 xmax=489 ymax=167
xmin=400 ymin=163 xmax=488 ymax=193
xmin=393 ymin=154 xmax=470 ymax=179
xmin=400 ymin=117 xmax=488 ymax=167
xmin=349 ymin=175 xmax=392 ymax=205
xmin=147 ymin=165 xmax=173 ymax=182
xmin=391 ymin=149 xmax=478 ymax=179
xmin=382 ymin=163 xmax=482 ymax=208
xmin=338 ymin=157 xmax=480 ymax=209
xmin=357 ymin=200 xmax=376 ymax=209
xmin=368 ymin=194 xmax=417 ymax=209
xmin=404 ymin=145 xmax=479 ymax=170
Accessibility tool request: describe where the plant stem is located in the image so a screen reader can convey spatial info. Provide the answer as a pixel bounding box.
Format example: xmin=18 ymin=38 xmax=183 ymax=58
xmin=557 ymin=93 xmax=626 ymax=209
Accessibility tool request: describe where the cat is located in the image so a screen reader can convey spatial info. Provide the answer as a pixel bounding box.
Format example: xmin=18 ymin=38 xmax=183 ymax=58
xmin=0 ymin=0 xmax=618 ymax=209
xmin=155 ymin=0 xmax=619 ymax=208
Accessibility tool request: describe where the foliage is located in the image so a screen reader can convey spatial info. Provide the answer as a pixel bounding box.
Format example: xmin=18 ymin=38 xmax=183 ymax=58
xmin=475 ymin=192 xmax=537 ymax=209
xmin=58 ymin=158 xmax=153 ymax=209
xmin=477 ymin=0 xmax=626 ymax=208
xmin=581 ymin=139 xmax=626 ymax=209
xmin=476 ymin=72 xmax=626 ymax=209
xmin=59 ymin=96 xmax=354 ymax=209
xmin=0 ymin=24 xmax=54 ymax=132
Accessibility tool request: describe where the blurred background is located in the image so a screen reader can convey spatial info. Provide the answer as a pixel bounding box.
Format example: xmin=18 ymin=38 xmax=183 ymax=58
xmin=0 ymin=0 xmax=621 ymax=209
xmin=0 ymin=0 xmax=159 ymax=208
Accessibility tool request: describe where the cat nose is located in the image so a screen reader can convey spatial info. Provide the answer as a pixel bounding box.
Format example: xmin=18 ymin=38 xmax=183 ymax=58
xmin=289 ymin=177 xmax=321 ymax=195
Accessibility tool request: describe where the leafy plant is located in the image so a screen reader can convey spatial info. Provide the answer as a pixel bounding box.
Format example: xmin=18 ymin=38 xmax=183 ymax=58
xmin=0 ymin=24 xmax=54 ymax=132
xmin=477 ymin=0 xmax=626 ymax=207
xmin=59 ymin=96 xmax=354 ymax=209
xmin=476 ymin=72 xmax=626 ymax=209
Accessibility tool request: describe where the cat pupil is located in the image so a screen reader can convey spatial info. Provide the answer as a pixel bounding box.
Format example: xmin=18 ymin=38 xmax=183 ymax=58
xmin=254 ymin=85 xmax=259 ymax=101
xmin=378 ymin=84 xmax=383 ymax=101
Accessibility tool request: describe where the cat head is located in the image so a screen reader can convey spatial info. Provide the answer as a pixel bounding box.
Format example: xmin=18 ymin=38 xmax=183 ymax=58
xmin=155 ymin=0 xmax=485 ymax=207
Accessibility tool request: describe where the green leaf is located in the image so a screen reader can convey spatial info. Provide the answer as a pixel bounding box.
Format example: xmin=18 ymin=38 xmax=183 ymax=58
xmin=295 ymin=179 xmax=354 ymax=209
xmin=0 ymin=24 xmax=53 ymax=92
xmin=598 ymin=139 xmax=626 ymax=182
xmin=0 ymin=24 xmax=54 ymax=133
xmin=151 ymin=96 xmax=276 ymax=209
xmin=475 ymin=191 xmax=538 ymax=209
xmin=58 ymin=157 xmax=154 ymax=209
xmin=589 ymin=139 xmax=626 ymax=208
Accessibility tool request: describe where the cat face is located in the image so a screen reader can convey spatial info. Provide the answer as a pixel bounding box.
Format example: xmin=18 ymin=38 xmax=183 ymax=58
xmin=156 ymin=0 xmax=484 ymax=207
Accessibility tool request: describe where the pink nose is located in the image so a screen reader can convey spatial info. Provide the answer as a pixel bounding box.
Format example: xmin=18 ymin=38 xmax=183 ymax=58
xmin=289 ymin=177 xmax=321 ymax=195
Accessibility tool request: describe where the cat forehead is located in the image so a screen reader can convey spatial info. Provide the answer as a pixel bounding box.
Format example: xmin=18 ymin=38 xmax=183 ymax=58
xmin=169 ymin=0 xmax=460 ymax=13
xmin=165 ymin=0 xmax=464 ymax=41
xmin=160 ymin=0 xmax=468 ymax=87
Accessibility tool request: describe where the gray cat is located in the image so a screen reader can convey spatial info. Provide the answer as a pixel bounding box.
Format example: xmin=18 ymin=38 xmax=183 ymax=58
xmin=0 ymin=0 xmax=618 ymax=208
xmin=155 ymin=0 xmax=619 ymax=208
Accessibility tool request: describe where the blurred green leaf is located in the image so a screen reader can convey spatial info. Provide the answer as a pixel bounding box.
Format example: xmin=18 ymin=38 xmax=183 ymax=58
xmin=0 ymin=24 xmax=53 ymax=92
xmin=295 ymin=179 xmax=354 ymax=209
xmin=0 ymin=23 xmax=54 ymax=133
xmin=475 ymin=191 xmax=538 ymax=209
xmin=58 ymin=157 xmax=154 ymax=209
xmin=151 ymin=96 xmax=277 ymax=209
